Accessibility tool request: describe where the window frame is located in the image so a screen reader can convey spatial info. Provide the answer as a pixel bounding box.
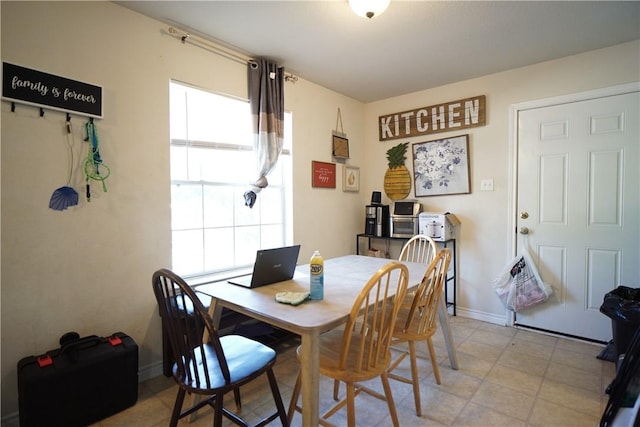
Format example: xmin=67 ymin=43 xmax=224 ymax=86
xmin=169 ymin=80 xmax=293 ymax=281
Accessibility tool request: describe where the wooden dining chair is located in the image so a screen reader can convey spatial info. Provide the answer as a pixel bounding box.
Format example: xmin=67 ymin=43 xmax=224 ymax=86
xmin=287 ymin=261 xmax=409 ymax=427
xmin=152 ymin=268 xmax=288 ymax=427
xmin=398 ymin=233 xmax=438 ymax=265
xmin=397 ymin=233 xmax=438 ymax=314
xmin=387 ymin=248 xmax=451 ymax=416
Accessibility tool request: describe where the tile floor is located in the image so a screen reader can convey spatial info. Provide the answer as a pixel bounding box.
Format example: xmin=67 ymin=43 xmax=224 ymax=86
xmin=80 ymin=317 xmax=614 ymax=426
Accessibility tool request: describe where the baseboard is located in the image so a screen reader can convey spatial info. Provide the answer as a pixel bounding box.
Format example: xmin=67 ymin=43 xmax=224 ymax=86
xmin=455 ymin=306 xmax=509 ymax=326
xmin=139 ymin=360 xmax=165 ymax=382
xmin=1 ymin=412 xmax=19 ymax=426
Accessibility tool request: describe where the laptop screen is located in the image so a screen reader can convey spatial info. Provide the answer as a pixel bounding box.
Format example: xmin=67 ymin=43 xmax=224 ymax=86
xmin=228 ymin=245 xmax=301 ymax=288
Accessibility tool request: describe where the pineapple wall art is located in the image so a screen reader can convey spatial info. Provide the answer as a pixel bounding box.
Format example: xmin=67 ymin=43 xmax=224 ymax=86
xmin=383 ymin=142 xmax=412 ymax=200
xmin=412 ymin=134 xmax=470 ymax=197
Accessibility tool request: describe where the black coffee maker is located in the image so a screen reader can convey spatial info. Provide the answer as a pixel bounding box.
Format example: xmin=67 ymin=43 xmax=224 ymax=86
xmin=365 ymin=192 xmax=389 ymax=237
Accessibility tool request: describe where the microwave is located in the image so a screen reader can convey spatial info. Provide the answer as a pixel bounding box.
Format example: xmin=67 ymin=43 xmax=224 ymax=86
xmin=389 ymin=201 xmax=422 ymax=238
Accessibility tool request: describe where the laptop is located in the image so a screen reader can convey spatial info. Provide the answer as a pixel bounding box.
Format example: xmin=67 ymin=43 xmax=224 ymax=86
xmin=228 ymin=245 xmax=301 ymax=288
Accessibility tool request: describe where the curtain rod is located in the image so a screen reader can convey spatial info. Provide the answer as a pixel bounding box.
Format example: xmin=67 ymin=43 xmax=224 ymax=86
xmin=166 ymin=26 xmax=298 ymax=83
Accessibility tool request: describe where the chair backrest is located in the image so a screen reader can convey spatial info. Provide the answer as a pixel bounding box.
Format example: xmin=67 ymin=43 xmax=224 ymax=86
xmin=152 ymin=268 xmax=229 ymax=390
xmin=339 ymin=261 xmax=409 ymax=374
xmin=400 ymin=248 xmax=451 ymax=335
xmin=399 ymin=234 xmax=437 ymax=265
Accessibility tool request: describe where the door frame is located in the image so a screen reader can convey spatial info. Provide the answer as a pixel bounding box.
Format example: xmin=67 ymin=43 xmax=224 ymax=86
xmin=506 ymin=82 xmax=640 ymax=327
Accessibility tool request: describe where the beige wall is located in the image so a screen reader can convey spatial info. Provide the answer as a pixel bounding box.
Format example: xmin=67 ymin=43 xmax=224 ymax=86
xmin=1 ymin=0 xmax=638 ymax=419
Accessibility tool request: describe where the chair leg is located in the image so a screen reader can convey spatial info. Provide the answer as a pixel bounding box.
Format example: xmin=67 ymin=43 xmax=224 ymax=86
xmin=187 ymin=394 xmax=202 ymax=423
xmin=213 ymin=393 xmax=224 ymax=427
xmin=233 ymin=388 xmax=242 ymax=410
xmin=266 ymin=368 xmax=289 ymax=426
xmin=333 ymin=379 xmax=341 ymax=400
xmin=287 ymin=371 xmax=301 ymax=425
xmin=426 ymin=337 xmax=441 ymax=384
xmin=380 ymin=372 xmax=400 ymax=427
xmin=170 ymin=387 xmax=186 ymax=427
xmin=345 ymin=382 xmax=356 ymax=427
xmin=408 ymin=340 xmax=422 ymax=416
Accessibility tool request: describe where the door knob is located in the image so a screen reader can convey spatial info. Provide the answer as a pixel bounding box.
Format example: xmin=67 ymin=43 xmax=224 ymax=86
xmin=520 ymin=211 xmax=529 ymax=219
xmin=519 ymin=227 xmax=529 ymax=235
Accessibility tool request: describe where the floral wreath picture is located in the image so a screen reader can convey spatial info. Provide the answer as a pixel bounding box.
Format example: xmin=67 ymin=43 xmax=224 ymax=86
xmin=412 ymin=134 xmax=470 ymax=197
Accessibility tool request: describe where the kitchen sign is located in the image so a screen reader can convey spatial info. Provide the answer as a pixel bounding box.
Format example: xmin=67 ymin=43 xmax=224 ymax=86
xmin=2 ymin=62 xmax=102 ymax=118
xmin=379 ymin=95 xmax=485 ymax=141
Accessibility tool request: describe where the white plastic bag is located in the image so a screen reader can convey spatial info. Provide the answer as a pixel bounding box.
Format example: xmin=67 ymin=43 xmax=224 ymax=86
xmin=493 ymin=249 xmax=553 ymax=312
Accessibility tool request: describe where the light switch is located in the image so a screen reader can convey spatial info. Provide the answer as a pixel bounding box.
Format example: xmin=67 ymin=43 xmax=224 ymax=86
xmin=480 ymin=179 xmax=494 ymax=191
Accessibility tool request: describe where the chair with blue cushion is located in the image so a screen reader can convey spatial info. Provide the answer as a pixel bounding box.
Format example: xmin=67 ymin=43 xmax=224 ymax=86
xmin=152 ymin=268 xmax=288 ymax=427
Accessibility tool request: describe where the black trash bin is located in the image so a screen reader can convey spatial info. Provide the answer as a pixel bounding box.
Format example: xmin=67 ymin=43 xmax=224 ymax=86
xmin=600 ymin=286 xmax=640 ymax=361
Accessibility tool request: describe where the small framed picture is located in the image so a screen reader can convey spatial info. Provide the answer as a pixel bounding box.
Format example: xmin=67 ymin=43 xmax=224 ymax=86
xmin=312 ymin=161 xmax=336 ymax=188
xmin=332 ymin=135 xmax=350 ymax=158
xmin=343 ymin=165 xmax=360 ymax=192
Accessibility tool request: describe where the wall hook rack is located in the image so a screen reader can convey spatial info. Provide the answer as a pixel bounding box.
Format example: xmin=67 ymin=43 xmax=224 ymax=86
xmin=3 ymin=62 xmax=103 ymax=118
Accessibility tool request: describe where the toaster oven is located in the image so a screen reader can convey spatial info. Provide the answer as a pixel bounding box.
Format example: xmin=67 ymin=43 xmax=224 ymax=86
xmin=389 ymin=201 xmax=422 ymax=238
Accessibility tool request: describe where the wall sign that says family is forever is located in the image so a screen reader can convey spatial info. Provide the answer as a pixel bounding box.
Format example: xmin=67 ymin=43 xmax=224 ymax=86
xmin=2 ymin=62 xmax=103 ymax=118
xmin=378 ymin=95 xmax=485 ymax=141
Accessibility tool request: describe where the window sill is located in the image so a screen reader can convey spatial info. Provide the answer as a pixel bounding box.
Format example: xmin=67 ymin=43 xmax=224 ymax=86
xmin=186 ymin=267 xmax=253 ymax=288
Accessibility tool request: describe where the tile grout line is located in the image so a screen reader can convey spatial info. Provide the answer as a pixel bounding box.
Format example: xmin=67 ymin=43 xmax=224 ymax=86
xmin=447 ymin=322 xmax=508 ymax=426
xmin=522 ymin=331 xmax=558 ymax=426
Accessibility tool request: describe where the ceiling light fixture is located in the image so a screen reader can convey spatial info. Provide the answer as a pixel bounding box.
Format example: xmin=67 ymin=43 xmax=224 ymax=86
xmin=349 ymin=0 xmax=390 ymax=19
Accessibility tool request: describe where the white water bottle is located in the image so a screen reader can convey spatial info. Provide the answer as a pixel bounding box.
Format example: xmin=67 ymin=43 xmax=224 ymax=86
xmin=309 ymin=250 xmax=324 ymax=300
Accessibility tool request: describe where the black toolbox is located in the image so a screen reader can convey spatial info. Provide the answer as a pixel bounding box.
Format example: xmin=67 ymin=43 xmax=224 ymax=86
xmin=17 ymin=331 xmax=138 ymax=427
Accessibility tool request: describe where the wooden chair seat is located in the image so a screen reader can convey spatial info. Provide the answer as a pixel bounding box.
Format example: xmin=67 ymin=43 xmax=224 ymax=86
xmin=299 ymin=331 xmax=394 ymax=384
xmin=392 ymin=305 xmax=437 ymax=340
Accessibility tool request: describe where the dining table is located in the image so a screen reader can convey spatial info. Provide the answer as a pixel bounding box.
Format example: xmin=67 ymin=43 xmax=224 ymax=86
xmin=196 ymin=254 xmax=458 ymax=426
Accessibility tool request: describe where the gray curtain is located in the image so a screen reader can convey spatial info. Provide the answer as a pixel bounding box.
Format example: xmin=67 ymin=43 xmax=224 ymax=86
xmin=244 ymin=59 xmax=285 ymax=208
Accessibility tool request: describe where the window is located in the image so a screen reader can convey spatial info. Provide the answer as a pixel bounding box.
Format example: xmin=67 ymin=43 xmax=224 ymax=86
xmin=169 ymin=81 xmax=292 ymax=278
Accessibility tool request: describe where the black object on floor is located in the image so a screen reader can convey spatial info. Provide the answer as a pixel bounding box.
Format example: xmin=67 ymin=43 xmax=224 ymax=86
xmin=600 ymin=327 xmax=640 ymax=426
xmin=598 ymin=340 xmax=617 ymax=362
xmin=17 ymin=332 xmax=138 ymax=427
xmin=600 ymin=286 xmax=640 ymax=361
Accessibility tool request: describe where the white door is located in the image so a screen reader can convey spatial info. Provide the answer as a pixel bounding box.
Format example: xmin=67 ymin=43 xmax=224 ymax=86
xmin=514 ymin=90 xmax=639 ymax=342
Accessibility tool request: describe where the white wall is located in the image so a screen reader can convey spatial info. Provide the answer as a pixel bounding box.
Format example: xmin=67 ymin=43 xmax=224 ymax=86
xmin=1 ymin=0 xmax=638 ymax=420
xmin=362 ymin=40 xmax=640 ymax=319
xmin=0 ymin=2 xmax=366 ymax=417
